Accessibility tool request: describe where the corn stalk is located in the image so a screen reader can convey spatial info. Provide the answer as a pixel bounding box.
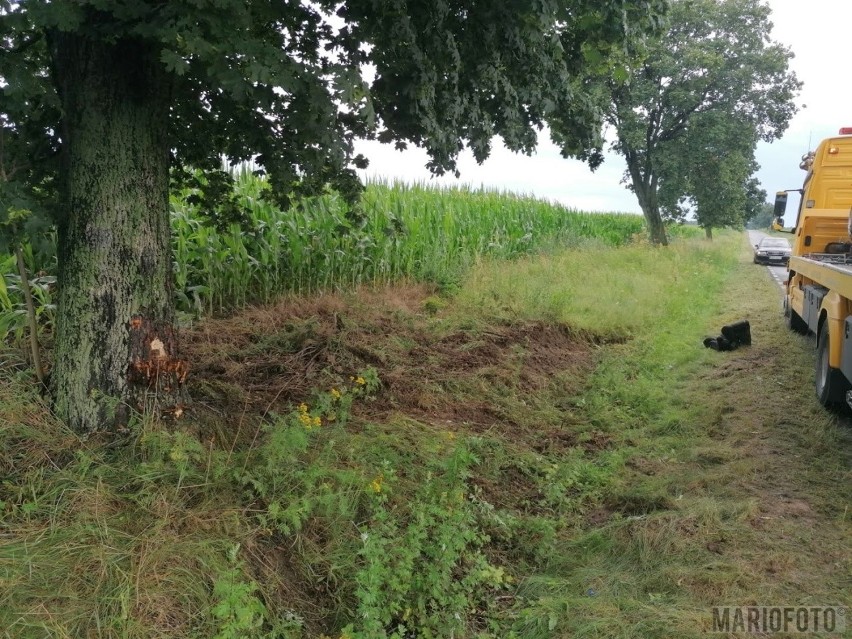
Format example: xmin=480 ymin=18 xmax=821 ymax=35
xmin=14 ymin=245 xmax=45 ymax=385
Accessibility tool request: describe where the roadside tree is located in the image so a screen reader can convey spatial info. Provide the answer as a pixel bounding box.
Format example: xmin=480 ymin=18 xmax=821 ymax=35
xmin=654 ymin=112 xmax=768 ymax=238
xmin=554 ymin=0 xmax=800 ymax=245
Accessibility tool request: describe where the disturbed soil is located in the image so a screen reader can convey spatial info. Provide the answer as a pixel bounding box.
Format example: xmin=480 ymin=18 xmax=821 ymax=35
xmin=184 ymin=284 xmax=602 ymax=445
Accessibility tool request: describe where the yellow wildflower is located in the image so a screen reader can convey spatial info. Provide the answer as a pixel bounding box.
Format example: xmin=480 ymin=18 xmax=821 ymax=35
xmin=355 ymin=376 xmax=366 ymax=386
xmin=298 ymin=403 xmax=308 ymax=413
xmin=330 ymin=388 xmax=341 ymax=399
xmin=370 ymin=473 xmax=384 ymax=494
xmin=312 ymin=415 xmax=322 ymax=427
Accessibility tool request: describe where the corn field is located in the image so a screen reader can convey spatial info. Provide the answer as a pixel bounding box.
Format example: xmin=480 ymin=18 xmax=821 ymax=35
xmin=172 ymin=171 xmax=644 ymax=314
xmin=0 ymin=247 xmax=56 ymax=356
xmin=1 ymin=172 xmax=645 ymax=344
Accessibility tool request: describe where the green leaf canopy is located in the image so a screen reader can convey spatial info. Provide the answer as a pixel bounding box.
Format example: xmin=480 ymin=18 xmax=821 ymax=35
xmin=2 ymin=0 xmax=668 ymax=210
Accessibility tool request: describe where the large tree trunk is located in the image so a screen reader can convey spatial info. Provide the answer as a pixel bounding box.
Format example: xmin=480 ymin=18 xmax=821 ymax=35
xmin=51 ymin=34 xmax=185 ymax=432
xmin=704 ymin=226 xmax=713 ymax=240
xmin=621 ymin=145 xmax=668 ymax=246
xmin=631 ymin=181 xmax=668 ymax=247
xmin=641 ymin=204 xmax=668 ymax=246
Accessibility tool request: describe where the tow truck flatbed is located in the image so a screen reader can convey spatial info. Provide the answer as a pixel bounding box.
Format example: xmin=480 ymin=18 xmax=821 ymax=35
xmin=789 ymin=253 xmax=852 ymax=300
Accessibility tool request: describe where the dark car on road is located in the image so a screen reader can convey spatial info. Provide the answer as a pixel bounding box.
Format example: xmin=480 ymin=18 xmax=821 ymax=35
xmin=753 ymin=237 xmax=791 ymax=265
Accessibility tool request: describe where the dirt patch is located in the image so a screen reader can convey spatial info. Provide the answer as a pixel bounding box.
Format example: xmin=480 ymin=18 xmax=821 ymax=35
xmin=625 ymin=456 xmax=663 ymax=476
xmin=182 ymin=284 xmax=602 ymax=446
xmin=756 ymin=496 xmax=816 ymax=522
xmin=606 ymin=490 xmax=673 ymax=516
xmin=472 ymin=464 xmax=544 ymax=515
xmin=580 ymin=430 xmax=615 ymax=453
xmin=585 ymin=506 xmax=615 ymax=526
xmin=699 ymin=345 xmax=782 ymax=380
xmin=373 ymin=322 xmax=596 ymax=426
xmin=532 ymin=429 xmax=579 ymax=454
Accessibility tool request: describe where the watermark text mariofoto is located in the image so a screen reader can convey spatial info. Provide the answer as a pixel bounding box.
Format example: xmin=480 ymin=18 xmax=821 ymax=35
xmin=711 ymin=606 xmax=846 ymax=634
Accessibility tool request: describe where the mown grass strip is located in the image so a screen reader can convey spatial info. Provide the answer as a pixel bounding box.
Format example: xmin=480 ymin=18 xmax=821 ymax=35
xmin=499 ymin=233 xmax=851 ymax=638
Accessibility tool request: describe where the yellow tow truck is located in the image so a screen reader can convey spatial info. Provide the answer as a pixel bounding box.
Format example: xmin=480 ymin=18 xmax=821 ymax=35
xmin=773 ymin=127 xmax=852 ymax=407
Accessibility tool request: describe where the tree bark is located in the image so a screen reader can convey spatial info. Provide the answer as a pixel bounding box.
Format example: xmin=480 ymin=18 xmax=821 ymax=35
xmin=704 ymin=226 xmax=713 ymax=240
xmin=619 ymin=138 xmax=668 ymax=247
xmin=51 ymin=34 xmax=185 ymax=432
xmin=642 ymin=206 xmax=669 ymax=246
xmin=627 ymin=170 xmax=668 ymax=246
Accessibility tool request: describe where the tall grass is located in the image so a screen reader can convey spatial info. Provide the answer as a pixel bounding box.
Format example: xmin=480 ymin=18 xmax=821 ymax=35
xmin=0 ymin=246 xmax=56 ymax=356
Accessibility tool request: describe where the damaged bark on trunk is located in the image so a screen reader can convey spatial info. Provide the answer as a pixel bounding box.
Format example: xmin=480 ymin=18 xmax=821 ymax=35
xmin=51 ymin=34 xmax=186 ymax=432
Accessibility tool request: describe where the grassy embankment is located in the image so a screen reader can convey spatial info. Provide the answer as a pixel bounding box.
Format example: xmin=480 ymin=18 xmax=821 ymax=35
xmin=1 ymin=193 xmax=849 ymax=637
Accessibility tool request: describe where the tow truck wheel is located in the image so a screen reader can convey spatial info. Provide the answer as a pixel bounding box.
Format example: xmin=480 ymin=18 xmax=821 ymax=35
xmin=815 ymin=322 xmax=850 ymax=407
xmin=783 ymin=298 xmax=808 ymax=334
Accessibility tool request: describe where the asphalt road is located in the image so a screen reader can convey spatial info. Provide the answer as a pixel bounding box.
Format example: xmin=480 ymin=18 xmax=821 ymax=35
xmin=747 ymin=229 xmax=788 ymax=290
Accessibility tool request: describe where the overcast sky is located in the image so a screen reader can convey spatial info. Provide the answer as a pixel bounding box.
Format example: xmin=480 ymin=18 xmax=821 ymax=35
xmin=355 ymin=0 xmax=852 ymax=222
